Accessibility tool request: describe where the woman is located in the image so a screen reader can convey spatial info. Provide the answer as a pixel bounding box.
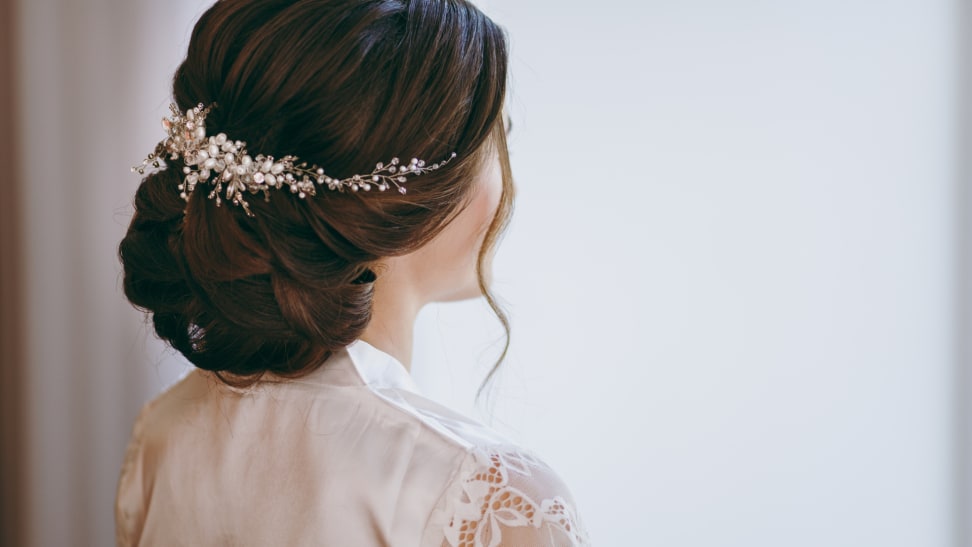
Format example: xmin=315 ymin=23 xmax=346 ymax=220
xmin=117 ymin=0 xmax=590 ymax=545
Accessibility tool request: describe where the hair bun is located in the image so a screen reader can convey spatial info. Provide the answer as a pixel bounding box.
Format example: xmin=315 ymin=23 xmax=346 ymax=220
xmin=120 ymin=0 xmax=512 ymax=387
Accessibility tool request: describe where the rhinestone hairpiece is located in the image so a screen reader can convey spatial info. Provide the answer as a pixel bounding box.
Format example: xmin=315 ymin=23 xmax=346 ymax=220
xmin=131 ymin=103 xmax=457 ymax=217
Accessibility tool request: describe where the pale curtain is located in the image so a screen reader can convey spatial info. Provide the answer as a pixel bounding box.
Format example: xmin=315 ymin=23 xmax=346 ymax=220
xmin=13 ymin=1 xmax=210 ymax=545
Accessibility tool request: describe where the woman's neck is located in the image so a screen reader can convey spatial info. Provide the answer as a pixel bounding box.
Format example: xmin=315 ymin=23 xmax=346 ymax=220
xmin=359 ymin=258 xmax=423 ymax=371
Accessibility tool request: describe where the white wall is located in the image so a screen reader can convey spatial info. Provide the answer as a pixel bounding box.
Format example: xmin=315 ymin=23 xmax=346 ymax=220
xmin=413 ymin=1 xmax=962 ymax=546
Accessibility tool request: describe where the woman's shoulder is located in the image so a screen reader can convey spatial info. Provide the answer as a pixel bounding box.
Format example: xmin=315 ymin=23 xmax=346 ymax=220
xmin=334 ymin=342 xmax=592 ymax=545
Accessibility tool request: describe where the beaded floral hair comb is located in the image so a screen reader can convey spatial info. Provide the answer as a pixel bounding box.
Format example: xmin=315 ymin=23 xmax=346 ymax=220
xmin=132 ymin=103 xmax=457 ymax=217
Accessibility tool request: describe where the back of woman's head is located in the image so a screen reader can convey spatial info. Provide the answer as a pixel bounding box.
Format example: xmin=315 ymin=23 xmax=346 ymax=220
xmin=120 ymin=0 xmax=512 ymax=384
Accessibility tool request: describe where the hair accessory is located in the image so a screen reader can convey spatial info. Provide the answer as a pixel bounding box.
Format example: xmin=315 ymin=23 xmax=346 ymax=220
xmin=131 ymin=103 xmax=458 ymax=217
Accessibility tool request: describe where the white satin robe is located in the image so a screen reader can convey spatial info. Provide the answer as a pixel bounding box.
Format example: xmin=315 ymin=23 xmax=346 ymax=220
xmin=115 ymin=340 xmax=590 ymax=546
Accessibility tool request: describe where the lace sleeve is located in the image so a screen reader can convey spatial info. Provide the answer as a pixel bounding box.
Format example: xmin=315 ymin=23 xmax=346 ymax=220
xmin=425 ymin=445 xmax=591 ymax=547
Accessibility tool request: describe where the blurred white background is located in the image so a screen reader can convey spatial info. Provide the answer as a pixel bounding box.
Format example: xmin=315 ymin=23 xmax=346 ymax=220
xmin=2 ymin=0 xmax=969 ymax=546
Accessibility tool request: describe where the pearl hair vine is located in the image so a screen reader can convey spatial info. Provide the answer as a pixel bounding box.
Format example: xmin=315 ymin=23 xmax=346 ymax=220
xmin=131 ymin=103 xmax=458 ymax=217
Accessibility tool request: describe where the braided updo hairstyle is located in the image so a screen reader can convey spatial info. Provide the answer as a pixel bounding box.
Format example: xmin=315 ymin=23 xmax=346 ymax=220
xmin=119 ymin=0 xmax=513 ymax=387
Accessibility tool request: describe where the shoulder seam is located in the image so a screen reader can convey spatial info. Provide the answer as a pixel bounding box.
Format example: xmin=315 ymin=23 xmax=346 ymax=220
xmin=363 ymin=384 xmax=477 ymax=450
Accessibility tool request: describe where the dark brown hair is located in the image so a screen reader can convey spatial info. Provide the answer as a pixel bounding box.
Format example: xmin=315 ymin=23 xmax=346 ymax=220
xmin=119 ymin=0 xmax=513 ymax=388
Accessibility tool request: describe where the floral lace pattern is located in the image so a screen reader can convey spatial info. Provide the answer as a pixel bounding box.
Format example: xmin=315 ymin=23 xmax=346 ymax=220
xmin=442 ymin=448 xmax=590 ymax=547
